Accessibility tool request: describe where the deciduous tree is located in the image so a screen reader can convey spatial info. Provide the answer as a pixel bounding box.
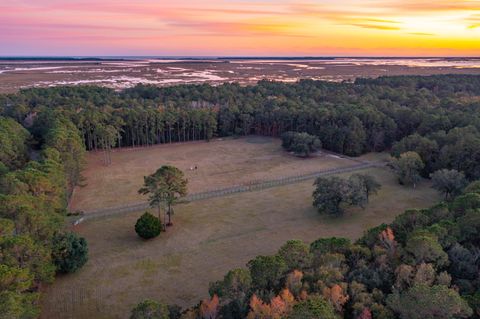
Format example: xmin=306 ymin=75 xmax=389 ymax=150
xmin=387 ymin=284 xmax=472 ymax=319
xmin=390 ymin=152 xmax=424 ymax=188
xmin=430 ymin=169 xmax=467 ymax=200
xmin=349 ymin=174 xmax=381 ymax=203
xmin=281 ymin=131 xmax=321 ymax=158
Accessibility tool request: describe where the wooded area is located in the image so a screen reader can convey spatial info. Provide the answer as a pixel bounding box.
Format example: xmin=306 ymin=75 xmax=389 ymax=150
xmin=2 ymin=75 xmax=480 ymax=177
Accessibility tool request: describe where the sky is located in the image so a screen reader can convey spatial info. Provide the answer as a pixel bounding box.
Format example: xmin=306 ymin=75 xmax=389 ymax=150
xmin=1 ymin=0 xmax=480 ymax=56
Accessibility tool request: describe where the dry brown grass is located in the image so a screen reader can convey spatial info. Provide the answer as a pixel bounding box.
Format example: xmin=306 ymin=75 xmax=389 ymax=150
xmin=42 ymin=166 xmax=441 ymax=319
xmin=70 ymin=137 xmax=356 ymax=211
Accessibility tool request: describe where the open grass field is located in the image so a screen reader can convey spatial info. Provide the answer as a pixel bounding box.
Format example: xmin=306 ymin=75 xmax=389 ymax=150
xmin=70 ymin=137 xmax=358 ymax=212
xmin=42 ymin=166 xmax=441 ymax=319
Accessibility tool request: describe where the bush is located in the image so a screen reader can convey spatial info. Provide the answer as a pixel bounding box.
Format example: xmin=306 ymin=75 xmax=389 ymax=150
xmin=51 ymin=232 xmax=88 ymax=273
xmin=135 ymin=212 xmax=161 ymax=239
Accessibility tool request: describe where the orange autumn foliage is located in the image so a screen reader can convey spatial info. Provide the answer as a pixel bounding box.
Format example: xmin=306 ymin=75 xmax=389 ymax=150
xmin=322 ymin=284 xmax=349 ymax=312
xmin=379 ymin=226 xmax=398 ymax=256
xmin=199 ymin=294 xmax=219 ymax=319
xmin=247 ymin=294 xmax=273 ymax=319
xmin=286 ymin=270 xmax=303 ymax=297
xmin=247 ymin=289 xmax=295 ymax=319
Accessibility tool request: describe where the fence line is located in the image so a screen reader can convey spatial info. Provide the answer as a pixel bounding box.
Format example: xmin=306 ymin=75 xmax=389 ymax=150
xmin=72 ymin=161 xmax=384 ymax=224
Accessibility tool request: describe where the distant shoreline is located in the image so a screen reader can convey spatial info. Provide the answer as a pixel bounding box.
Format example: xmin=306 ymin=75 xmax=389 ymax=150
xmin=0 ymin=56 xmax=479 ymax=62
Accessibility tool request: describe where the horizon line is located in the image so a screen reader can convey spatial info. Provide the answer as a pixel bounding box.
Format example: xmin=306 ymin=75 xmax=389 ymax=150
xmin=1 ymin=55 xmax=479 ymax=59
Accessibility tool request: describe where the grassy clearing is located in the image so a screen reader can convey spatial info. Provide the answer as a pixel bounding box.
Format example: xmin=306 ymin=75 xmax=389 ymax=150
xmin=70 ymin=137 xmax=356 ymax=211
xmin=42 ymin=166 xmax=440 ymax=319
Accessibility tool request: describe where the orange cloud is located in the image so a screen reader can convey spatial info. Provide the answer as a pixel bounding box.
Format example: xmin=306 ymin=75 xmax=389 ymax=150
xmin=0 ymin=0 xmax=479 ymax=56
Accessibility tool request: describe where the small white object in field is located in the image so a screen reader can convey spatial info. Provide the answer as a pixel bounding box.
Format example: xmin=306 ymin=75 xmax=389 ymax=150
xmin=73 ymin=217 xmax=84 ymax=226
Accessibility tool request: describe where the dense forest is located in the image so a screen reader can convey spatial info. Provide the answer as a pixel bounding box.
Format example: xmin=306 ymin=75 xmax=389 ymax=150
xmin=1 ymin=74 xmax=480 ymax=318
xmin=0 ymin=102 xmax=87 ymax=316
xmin=2 ymin=75 xmax=480 ymax=177
xmin=133 ymin=182 xmax=480 ymax=319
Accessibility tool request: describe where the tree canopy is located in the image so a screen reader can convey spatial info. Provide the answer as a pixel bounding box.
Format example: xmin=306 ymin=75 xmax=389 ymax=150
xmin=312 ymin=174 xmax=380 ymax=215
xmin=281 ymin=131 xmax=322 ymax=157
xmin=430 ymin=169 xmax=467 ymax=200
xmin=390 ymin=151 xmax=425 ymax=187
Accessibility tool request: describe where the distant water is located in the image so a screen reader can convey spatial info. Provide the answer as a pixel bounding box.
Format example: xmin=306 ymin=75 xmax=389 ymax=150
xmin=0 ymin=57 xmax=479 ymax=92
xmin=320 ymin=58 xmax=480 ymax=69
xmin=1 ymin=56 xmax=479 ymax=68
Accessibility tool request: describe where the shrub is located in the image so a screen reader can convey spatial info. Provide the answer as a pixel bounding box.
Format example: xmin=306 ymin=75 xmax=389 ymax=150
xmin=51 ymin=232 xmax=88 ymax=273
xmin=135 ymin=212 xmax=161 ymax=239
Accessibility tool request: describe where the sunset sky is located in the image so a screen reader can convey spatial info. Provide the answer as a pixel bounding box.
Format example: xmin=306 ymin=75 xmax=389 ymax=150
xmin=1 ymin=0 xmax=480 ymax=56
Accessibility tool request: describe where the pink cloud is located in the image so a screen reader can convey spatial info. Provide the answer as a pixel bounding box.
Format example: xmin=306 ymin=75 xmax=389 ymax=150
xmin=1 ymin=0 xmax=479 ymax=56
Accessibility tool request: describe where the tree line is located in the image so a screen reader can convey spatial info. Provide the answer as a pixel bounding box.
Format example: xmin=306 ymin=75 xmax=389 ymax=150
xmin=1 ymin=75 xmax=480 ymax=179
